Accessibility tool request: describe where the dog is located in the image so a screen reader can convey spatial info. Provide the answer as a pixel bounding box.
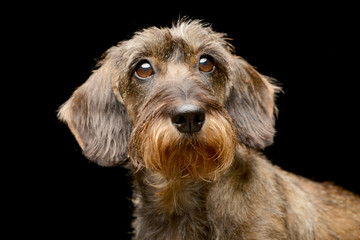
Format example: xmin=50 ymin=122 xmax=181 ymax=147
xmin=58 ymin=20 xmax=360 ymax=239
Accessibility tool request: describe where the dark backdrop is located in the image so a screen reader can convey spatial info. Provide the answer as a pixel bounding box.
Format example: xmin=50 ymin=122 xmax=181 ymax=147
xmin=15 ymin=3 xmax=359 ymax=239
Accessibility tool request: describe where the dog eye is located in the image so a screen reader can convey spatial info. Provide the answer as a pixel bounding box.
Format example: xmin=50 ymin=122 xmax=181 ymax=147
xmin=135 ymin=61 xmax=154 ymax=79
xmin=199 ymin=56 xmax=215 ymax=73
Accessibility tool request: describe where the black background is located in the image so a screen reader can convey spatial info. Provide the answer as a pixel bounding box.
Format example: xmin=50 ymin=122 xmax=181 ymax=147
xmin=10 ymin=2 xmax=359 ymax=239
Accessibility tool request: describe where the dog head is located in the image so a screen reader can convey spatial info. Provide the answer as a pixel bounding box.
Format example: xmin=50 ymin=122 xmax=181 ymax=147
xmin=58 ymin=20 xmax=279 ymax=179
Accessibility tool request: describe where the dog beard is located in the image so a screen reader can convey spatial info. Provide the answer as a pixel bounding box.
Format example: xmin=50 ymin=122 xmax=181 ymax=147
xmin=129 ymin=107 xmax=237 ymax=180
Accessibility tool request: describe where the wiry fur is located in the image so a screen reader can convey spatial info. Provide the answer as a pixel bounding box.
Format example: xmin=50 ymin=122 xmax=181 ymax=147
xmin=58 ymin=19 xmax=360 ymax=239
xmin=129 ymin=80 xmax=237 ymax=180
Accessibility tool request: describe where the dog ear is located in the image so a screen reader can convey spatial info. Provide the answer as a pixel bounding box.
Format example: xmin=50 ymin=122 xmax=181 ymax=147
xmin=225 ymin=56 xmax=279 ymax=149
xmin=58 ymin=52 xmax=132 ymax=166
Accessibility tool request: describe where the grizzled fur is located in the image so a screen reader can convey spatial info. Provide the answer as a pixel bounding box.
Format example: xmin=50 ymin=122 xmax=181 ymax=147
xmin=58 ymin=20 xmax=360 ymax=239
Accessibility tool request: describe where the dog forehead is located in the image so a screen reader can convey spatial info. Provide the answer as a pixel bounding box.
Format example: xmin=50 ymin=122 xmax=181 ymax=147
xmin=169 ymin=20 xmax=221 ymax=47
xmin=132 ymin=30 xmax=195 ymax=62
xmin=162 ymin=62 xmax=190 ymax=79
xmin=124 ymin=21 xmax=230 ymax=63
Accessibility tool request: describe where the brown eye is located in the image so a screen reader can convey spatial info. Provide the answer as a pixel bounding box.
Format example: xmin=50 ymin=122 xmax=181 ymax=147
xmin=135 ymin=61 xmax=153 ymax=79
xmin=199 ymin=56 xmax=215 ymax=72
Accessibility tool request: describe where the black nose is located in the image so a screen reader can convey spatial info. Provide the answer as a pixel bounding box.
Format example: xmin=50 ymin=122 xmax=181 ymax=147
xmin=170 ymin=104 xmax=206 ymax=133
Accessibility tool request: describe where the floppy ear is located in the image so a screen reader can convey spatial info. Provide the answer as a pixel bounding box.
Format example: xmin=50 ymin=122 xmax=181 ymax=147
xmin=225 ymin=56 xmax=279 ymax=149
xmin=58 ymin=53 xmax=133 ymax=166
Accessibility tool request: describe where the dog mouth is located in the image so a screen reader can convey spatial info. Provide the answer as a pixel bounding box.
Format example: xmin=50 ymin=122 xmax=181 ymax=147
xmin=129 ymin=108 xmax=237 ymax=180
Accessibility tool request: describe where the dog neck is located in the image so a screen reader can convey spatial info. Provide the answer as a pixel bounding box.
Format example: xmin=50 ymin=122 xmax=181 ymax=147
xmin=134 ymin=170 xmax=209 ymax=215
xmin=133 ymin=145 xmax=255 ymax=216
xmin=131 ymin=146 xmax=281 ymax=239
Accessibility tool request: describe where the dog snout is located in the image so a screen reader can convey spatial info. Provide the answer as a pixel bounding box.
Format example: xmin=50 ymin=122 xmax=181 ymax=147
xmin=170 ymin=104 xmax=205 ymax=133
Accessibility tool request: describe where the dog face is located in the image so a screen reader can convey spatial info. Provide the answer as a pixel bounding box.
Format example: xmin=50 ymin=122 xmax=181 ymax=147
xmin=58 ymin=20 xmax=279 ymax=179
xmin=111 ymin=22 xmax=233 ymax=123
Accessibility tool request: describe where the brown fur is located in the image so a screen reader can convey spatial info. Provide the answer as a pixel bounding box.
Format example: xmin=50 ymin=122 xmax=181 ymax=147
xmin=58 ymin=19 xmax=360 ymax=239
xmin=129 ymin=80 xmax=237 ymax=180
